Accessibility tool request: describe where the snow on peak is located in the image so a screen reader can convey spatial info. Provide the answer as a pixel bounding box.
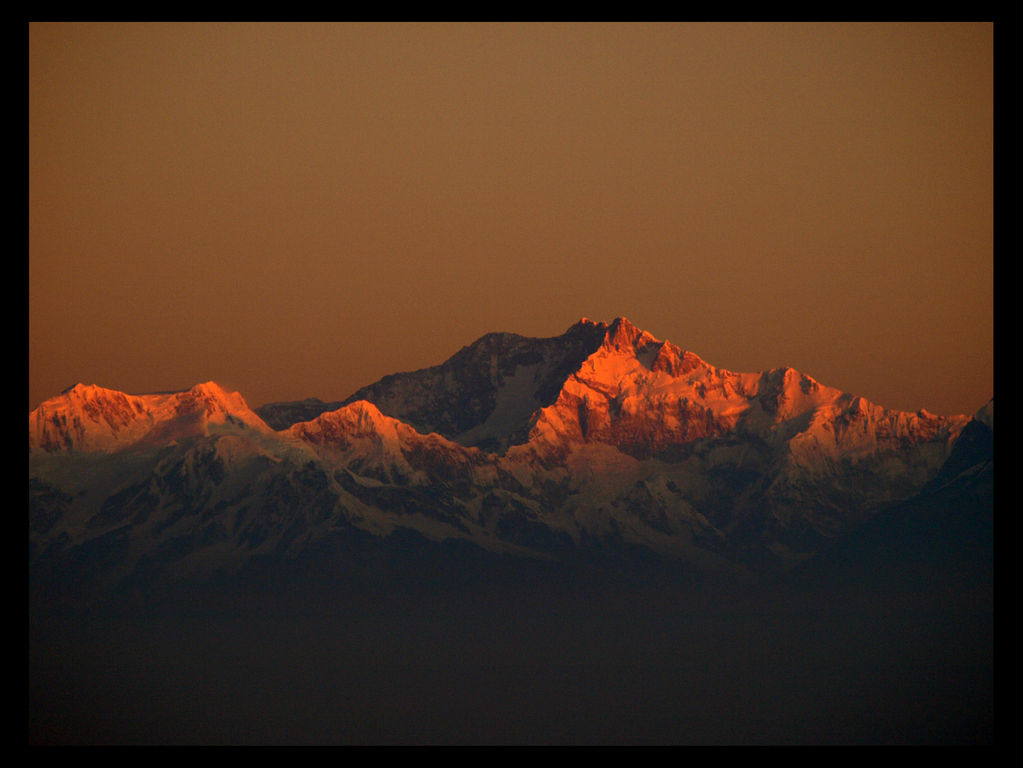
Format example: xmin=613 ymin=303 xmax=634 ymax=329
xmin=335 ymin=399 xmax=396 ymax=433
xmin=61 ymin=382 xmax=97 ymax=396
xmin=286 ymin=399 xmax=414 ymax=447
xmin=518 ymin=316 xmax=970 ymax=469
xmin=56 ymin=382 xmax=129 ymax=403
xmin=603 ymin=316 xmax=654 ymax=350
xmin=189 ymin=380 xmax=232 ymax=398
xmin=181 ymin=381 xmax=262 ymax=424
xmin=283 ymin=398 xmax=491 ymax=486
xmin=29 ymin=380 xmax=270 ymax=453
xmin=651 ymin=340 xmax=708 ymax=377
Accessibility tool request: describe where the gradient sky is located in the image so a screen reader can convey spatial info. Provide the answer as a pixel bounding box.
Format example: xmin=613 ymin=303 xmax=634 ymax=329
xmin=29 ymin=22 xmax=993 ymax=417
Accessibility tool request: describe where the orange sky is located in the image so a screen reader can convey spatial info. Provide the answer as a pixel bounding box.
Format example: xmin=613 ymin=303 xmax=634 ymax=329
xmin=29 ymin=22 xmax=993 ymax=417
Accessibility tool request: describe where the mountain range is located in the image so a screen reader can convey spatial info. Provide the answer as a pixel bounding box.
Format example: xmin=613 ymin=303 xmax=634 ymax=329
xmin=28 ymin=316 xmax=994 ymax=745
xmin=29 ymin=316 xmax=988 ymax=597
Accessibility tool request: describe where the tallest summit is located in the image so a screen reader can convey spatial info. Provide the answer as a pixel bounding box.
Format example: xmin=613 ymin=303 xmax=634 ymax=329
xmin=601 ymin=316 xmax=658 ymax=354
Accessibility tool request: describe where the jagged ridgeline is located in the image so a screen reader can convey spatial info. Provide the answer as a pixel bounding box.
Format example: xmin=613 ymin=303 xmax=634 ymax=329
xmin=29 ymin=317 xmax=987 ymax=596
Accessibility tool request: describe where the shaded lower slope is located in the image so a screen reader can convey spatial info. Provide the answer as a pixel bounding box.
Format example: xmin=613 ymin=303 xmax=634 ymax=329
xmin=30 ymin=500 xmax=992 ymax=745
xmin=788 ymin=418 xmax=992 ymax=595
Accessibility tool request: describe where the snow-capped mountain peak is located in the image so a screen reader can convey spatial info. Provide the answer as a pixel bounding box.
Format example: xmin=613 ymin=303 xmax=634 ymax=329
xmin=601 ymin=316 xmax=657 ymax=353
xmin=174 ymin=381 xmax=267 ymax=428
xmin=29 ymin=380 xmax=270 ymax=453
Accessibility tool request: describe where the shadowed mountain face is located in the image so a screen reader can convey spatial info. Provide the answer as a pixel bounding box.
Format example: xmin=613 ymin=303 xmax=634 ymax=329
xmin=28 ymin=319 xmax=992 ymax=744
xmin=791 ymin=412 xmax=992 ymax=593
xmin=255 ymin=319 xmax=611 ymax=449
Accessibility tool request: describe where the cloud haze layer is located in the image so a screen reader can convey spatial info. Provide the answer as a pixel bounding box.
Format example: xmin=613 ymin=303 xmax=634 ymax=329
xmin=29 ymin=23 xmax=993 ymax=416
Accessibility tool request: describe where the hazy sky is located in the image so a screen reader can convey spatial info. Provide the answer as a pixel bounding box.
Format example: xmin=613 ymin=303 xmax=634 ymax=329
xmin=29 ymin=22 xmax=993 ymax=416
